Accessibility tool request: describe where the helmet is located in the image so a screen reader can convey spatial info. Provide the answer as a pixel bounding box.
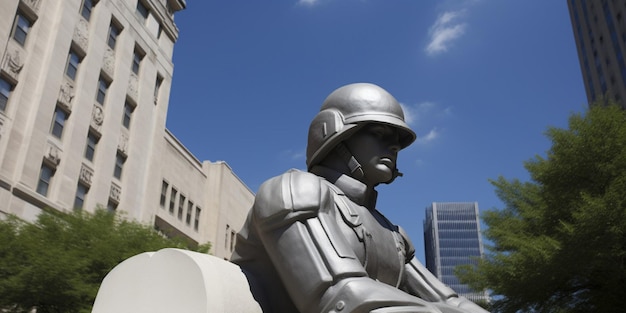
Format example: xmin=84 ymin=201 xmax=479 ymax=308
xmin=306 ymin=83 xmax=416 ymax=169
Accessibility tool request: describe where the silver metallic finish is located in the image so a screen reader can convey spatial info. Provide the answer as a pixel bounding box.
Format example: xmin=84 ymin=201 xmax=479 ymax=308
xmin=231 ymin=83 xmax=488 ymax=313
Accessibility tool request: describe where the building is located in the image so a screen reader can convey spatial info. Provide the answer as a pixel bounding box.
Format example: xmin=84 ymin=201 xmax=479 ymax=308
xmin=423 ymin=202 xmax=489 ymax=304
xmin=567 ymin=0 xmax=626 ymax=109
xmin=0 ymin=0 xmax=253 ymax=259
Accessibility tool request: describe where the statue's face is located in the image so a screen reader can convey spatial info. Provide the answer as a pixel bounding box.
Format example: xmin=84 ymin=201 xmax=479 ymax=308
xmin=344 ymin=123 xmax=401 ymax=186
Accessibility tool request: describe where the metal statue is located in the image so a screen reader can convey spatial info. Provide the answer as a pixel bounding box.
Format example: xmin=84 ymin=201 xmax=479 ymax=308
xmin=231 ymin=83 xmax=489 ymax=313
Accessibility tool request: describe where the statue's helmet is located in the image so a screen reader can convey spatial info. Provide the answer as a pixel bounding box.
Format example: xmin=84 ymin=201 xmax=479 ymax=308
xmin=306 ymin=83 xmax=417 ymax=170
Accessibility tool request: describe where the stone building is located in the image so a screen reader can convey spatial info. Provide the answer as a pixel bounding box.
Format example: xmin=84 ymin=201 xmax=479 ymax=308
xmin=0 ymin=0 xmax=253 ymax=259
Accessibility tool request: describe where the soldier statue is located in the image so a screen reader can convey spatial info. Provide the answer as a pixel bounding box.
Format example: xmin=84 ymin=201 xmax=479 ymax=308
xmin=231 ymin=83 xmax=489 ymax=313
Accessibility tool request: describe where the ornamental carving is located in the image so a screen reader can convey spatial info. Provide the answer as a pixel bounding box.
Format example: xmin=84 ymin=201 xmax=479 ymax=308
xmin=44 ymin=143 xmax=61 ymax=167
xmin=118 ymin=132 xmax=129 ymax=156
xmin=79 ymin=163 xmax=93 ymax=186
xmin=73 ymin=18 xmax=89 ymax=52
xmin=110 ymin=183 xmax=121 ymax=203
xmin=58 ymin=81 xmax=74 ymax=111
xmin=91 ymin=105 xmax=104 ymax=132
xmin=102 ymin=47 xmax=115 ymax=79
xmin=127 ymin=73 xmax=138 ymax=102
xmin=2 ymin=47 xmax=24 ymax=81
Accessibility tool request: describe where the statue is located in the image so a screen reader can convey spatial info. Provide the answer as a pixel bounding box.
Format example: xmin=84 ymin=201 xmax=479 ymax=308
xmin=231 ymin=83 xmax=489 ymax=313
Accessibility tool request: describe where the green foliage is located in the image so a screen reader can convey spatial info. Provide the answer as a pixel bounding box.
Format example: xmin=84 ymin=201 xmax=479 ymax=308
xmin=0 ymin=208 xmax=211 ymax=313
xmin=457 ymin=104 xmax=626 ymax=312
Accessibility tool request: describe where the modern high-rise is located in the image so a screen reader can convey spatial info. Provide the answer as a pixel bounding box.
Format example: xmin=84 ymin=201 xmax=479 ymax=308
xmin=567 ymin=0 xmax=626 ymax=109
xmin=424 ymin=202 xmax=489 ymax=304
xmin=0 ymin=0 xmax=253 ymax=259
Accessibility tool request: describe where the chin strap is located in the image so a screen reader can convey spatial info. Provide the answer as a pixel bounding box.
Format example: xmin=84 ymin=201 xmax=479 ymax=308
xmin=335 ymin=142 xmax=403 ymax=185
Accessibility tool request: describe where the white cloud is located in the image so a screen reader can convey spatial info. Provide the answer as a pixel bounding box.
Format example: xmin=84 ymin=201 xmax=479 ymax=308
xmin=418 ymin=128 xmax=439 ymax=144
xmin=297 ymin=0 xmax=320 ymax=6
xmin=425 ymin=10 xmax=467 ymax=56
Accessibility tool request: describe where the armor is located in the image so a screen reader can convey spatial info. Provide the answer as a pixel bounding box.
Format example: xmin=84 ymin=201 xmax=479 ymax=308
xmin=231 ymin=83 xmax=488 ymax=313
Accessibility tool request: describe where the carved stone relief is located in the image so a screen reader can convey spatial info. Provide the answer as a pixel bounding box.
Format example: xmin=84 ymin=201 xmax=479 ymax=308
xmin=73 ymin=18 xmax=89 ymax=53
xmin=110 ymin=183 xmax=121 ymax=203
xmin=2 ymin=47 xmax=24 ymax=81
xmin=118 ymin=132 xmax=129 ymax=156
xmin=91 ymin=105 xmax=104 ymax=133
xmin=79 ymin=163 xmax=94 ymax=186
xmin=44 ymin=142 xmax=61 ymax=167
xmin=58 ymin=81 xmax=74 ymax=111
xmin=102 ymin=48 xmax=115 ymax=79
xmin=127 ymin=73 xmax=138 ymax=102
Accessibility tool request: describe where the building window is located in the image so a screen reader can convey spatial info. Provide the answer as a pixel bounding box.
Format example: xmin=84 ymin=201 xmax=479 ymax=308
xmin=84 ymin=131 xmax=98 ymax=161
xmin=96 ymin=76 xmax=110 ymax=105
xmin=50 ymin=106 xmax=69 ymax=139
xmin=113 ymin=152 xmax=126 ymax=180
xmin=107 ymin=20 xmax=122 ymax=49
xmin=36 ymin=163 xmax=55 ymax=196
xmin=194 ymin=207 xmax=201 ymax=231
xmin=12 ymin=12 xmax=32 ymax=46
xmin=178 ymin=195 xmax=185 ymax=220
xmin=154 ymin=74 xmax=163 ymax=103
xmin=65 ymin=49 xmax=81 ymax=81
xmin=136 ymin=1 xmax=149 ymax=23
xmin=0 ymin=77 xmax=13 ymax=112
xmin=81 ymin=0 xmax=94 ymax=20
xmin=74 ymin=183 xmax=89 ymax=210
xmin=186 ymin=201 xmax=193 ymax=225
xmin=160 ymin=180 xmax=168 ymax=208
xmin=230 ymin=230 xmax=236 ymax=252
xmin=131 ymin=48 xmax=143 ymax=75
xmin=225 ymin=225 xmax=230 ymax=248
xmin=107 ymin=200 xmax=118 ymax=212
xmin=169 ymin=188 xmax=177 ymax=214
xmin=122 ymin=100 xmax=134 ymax=129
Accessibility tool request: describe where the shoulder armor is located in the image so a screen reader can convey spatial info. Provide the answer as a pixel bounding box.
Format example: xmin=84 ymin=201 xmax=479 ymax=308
xmin=253 ymin=169 xmax=328 ymax=222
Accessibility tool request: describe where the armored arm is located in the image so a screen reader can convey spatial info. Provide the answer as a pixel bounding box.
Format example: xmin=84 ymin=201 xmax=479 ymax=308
xmin=252 ymin=170 xmax=440 ymax=313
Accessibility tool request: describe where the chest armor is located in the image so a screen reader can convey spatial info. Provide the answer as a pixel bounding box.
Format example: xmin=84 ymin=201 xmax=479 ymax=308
xmin=330 ymin=188 xmax=407 ymax=287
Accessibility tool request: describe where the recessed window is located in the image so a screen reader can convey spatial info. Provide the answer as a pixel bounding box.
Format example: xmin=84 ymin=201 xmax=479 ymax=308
xmin=131 ymin=49 xmax=143 ymax=75
xmin=169 ymin=188 xmax=177 ymax=214
xmin=186 ymin=201 xmax=193 ymax=225
xmin=84 ymin=131 xmax=98 ymax=161
xmin=107 ymin=200 xmax=118 ymax=212
xmin=81 ymin=0 xmax=94 ymax=20
xmin=154 ymin=74 xmax=163 ymax=103
xmin=74 ymin=183 xmax=89 ymax=210
xmin=37 ymin=163 xmax=55 ymax=196
xmin=113 ymin=152 xmax=126 ymax=180
xmin=136 ymin=1 xmax=149 ymax=23
xmin=0 ymin=77 xmax=13 ymax=112
xmin=194 ymin=207 xmax=201 ymax=231
xmin=178 ymin=195 xmax=185 ymax=220
xmin=50 ymin=106 xmax=69 ymax=139
xmin=96 ymin=76 xmax=110 ymax=105
xmin=122 ymin=100 xmax=134 ymax=129
xmin=65 ymin=49 xmax=81 ymax=81
xmin=107 ymin=21 xmax=122 ymax=49
xmin=160 ymin=180 xmax=168 ymax=208
xmin=12 ymin=12 xmax=32 ymax=46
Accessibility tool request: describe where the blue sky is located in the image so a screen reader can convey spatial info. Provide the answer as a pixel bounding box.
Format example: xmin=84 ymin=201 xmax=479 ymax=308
xmin=166 ymin=0 xmax=588 ymax=263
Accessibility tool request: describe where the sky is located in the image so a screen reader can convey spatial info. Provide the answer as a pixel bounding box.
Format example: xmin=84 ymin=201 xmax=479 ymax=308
xmin=165 ymin=0 xmax=588 ymax=263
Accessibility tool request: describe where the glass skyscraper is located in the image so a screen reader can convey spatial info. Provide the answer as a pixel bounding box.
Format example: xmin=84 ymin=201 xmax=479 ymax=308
xmin=423 ymin=202 xmax=489 ymax=303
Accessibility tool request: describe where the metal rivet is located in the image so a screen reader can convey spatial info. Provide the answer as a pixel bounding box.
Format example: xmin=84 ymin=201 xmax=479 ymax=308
xmin=336 ymin=300 xmax=345 ymax=311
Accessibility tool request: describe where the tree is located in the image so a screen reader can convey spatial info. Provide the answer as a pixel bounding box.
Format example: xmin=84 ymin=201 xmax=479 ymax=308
xmin=0 ymin=208 xmax=210 ymax=313
xmin=457 ymin=104 xmax=626 ymax=312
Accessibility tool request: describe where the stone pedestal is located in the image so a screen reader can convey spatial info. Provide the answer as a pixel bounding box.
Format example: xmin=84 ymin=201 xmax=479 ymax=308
xmin=91 ymin=248 xmax=262 ymax=313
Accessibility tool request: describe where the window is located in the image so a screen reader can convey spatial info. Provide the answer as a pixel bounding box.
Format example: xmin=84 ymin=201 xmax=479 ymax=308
xmin=178 ymin=195 xmax=185 ymax=220
xmin=113 ymin=152 xmax=126 ymax=179
xmin=194 ymin=207 xmax=201 ymax=231
xmin=122 ymin=100 xmax=134 ymax=129
xmin=230 ymin=230 xmax=236 ymax=252
xmin=169 ymin=188 xmax=177 ymax=214
xmin=186 ymin=201 xmax=193 ymax=225
xmin=81 ymin=0 xmax=95 ymax=20
xmin=160 ymin=180 xmax=168 ymax=208
xmin=12 ymin=12 xmax=32 ymax=46
xmin=65 ymin=49 xmax=81 ymax=81
xmin=0 ymin=77 xmax=12 ymax=112
xmin=154 ymin=74 xmax=163 ymax=103
xmin=50 ymin=106 xmax=69 ymax=139
xmin=74 ymin=183 xmax=89 ymax=210
xmin=107 ymin=21 xmax=121 ymax=49
xmin=96 ymin=76 xmax=109 ymax=105
xmin=107 ymin=200 xmax=118 ymax=212
xmin=131 ymin=49 xmax=143 ymax=75
xmin=84 ymin=131 xmax=98 ymax=161
xmin=136 ymin=1 xmax=149 ymax=23
xmin=36 ymin=163 xmax=55 ymax=196
xmin=225 ymin=225 xmax=230 ymax=248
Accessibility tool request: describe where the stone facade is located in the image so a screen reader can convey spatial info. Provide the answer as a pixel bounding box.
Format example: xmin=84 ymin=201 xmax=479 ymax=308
xmin=0 ymin=0 xmax=253 ymax=259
